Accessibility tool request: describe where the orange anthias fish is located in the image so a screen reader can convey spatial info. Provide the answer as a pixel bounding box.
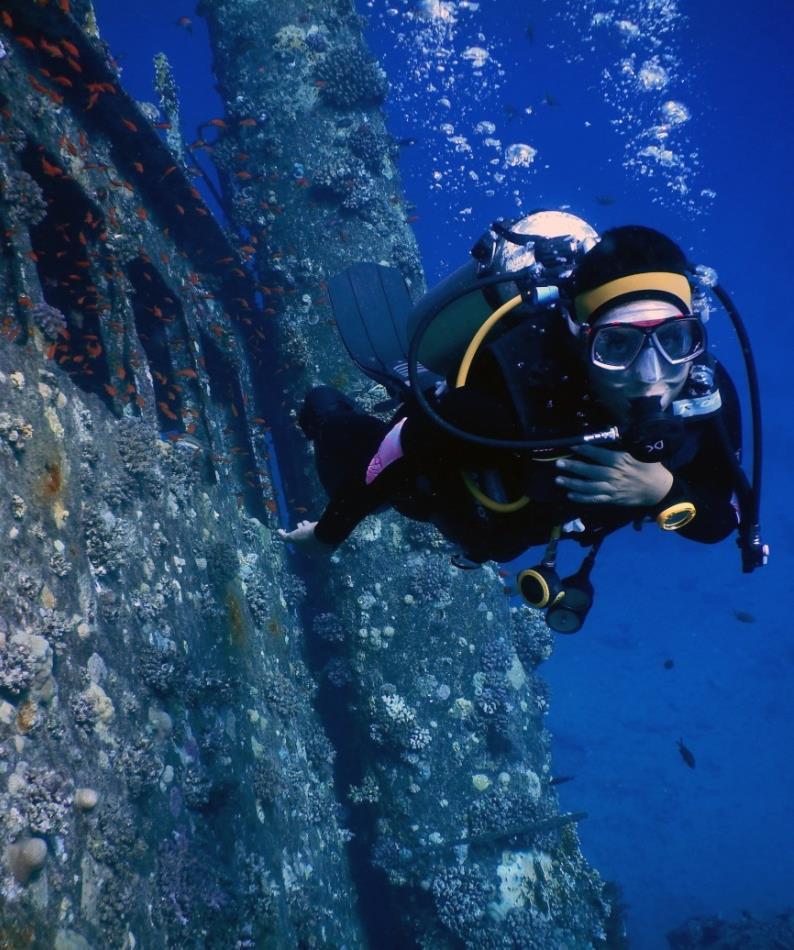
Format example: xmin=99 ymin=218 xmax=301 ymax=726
xmin=176 ymin=16 xmax=193 ymax=33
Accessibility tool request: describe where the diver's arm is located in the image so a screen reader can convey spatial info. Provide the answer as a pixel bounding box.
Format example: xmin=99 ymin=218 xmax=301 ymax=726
xmin=653 ymin=475 xmax=737 ymax=542
xmin=659 ymin=366 xmax=743 ymax=544
xmin=277 ymin=520 xmax=331 ymax=553
xmin=554 ymin=442 xmax=738 ymax=542
xmin=652 ymin=432 xmax=739 ymax=543
xmin=312 ymin=456 xmax=409 ymax=546
xmin=554 ymin=447 xmax=673 ymax=507
xmin=557 ymin=366 xmax=742 ymax=543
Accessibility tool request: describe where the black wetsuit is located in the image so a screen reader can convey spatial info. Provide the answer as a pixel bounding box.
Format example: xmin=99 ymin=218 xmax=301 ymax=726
xmin=312 ymin=316 xmax=741 ymax=562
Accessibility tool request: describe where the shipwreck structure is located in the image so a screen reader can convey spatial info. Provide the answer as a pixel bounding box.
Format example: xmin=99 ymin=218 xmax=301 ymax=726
xmin=0 ymin=0 xmax=621 ymax=946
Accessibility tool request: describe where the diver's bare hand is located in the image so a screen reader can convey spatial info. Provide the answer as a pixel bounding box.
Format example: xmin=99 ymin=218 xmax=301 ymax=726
xmin=277 ymin=520 xmax=330 ymax=552
xmin=554 ymin=444 xmax=673 ymax=507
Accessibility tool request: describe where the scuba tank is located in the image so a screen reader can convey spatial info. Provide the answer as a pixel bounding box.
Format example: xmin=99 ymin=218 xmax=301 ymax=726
xmin=406 ymin=210 xmax=599 ymax=379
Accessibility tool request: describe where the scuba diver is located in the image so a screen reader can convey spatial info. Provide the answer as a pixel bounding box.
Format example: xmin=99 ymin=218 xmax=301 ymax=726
xmin=277 ymin=211 xmax=767 ymax=631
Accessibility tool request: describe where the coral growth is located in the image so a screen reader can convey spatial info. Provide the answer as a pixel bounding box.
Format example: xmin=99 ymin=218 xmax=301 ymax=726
xmin=348 ymin=122 xmax=386 ymax=170
xmin=314 ymin=46 xmax=388 ymax=108
xmin=509 ymin=606 xmax=554 ymax=670
xmin=431 ymin=865 xmax=492 ymax=940
xmin=407 ymin=554 xmax=454 ymax=605
xmin=116 ymin=418 xmax=163 ymax=495
xmin=30 ymin=301 xmax=67 ymax=341
xmin=0 ymin=413 xmax=33 ymax=451
xmin=311 ymin=156 xmax=375 ymax=213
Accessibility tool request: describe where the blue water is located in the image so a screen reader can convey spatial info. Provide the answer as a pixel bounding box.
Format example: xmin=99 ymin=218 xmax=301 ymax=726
xmin=94 ymin=1 xmax=794 ymax=945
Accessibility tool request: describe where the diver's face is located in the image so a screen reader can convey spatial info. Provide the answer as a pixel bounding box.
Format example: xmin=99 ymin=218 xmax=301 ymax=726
xmin=584 ymin=300 xmax=692 ymax=421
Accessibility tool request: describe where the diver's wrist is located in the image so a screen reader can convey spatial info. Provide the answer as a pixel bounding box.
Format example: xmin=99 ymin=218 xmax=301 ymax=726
xmin=645 ymin=467 xmax=674 ymax=506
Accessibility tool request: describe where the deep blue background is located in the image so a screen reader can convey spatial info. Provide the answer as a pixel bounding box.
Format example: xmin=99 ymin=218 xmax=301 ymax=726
xmin=93 ymin=1 xmax=793 ymax=945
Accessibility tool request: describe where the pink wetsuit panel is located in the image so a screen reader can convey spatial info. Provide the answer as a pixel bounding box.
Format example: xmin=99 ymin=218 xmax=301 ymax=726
xmin=365 ymin=417 xmax=407 ymax=485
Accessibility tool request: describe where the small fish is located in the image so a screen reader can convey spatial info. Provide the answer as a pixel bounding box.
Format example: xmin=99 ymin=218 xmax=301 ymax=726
xmin=596 ymin=195 xmax=616 ymax=206
xmin=663 ymin=659 xmax=675 ymax=670
xmin=541 ymin=93 xmax=559 ymax=107
xmin=733 ymin=610 xmax=756 ymax=624
xmin=394 ymin=136 xmax=418 ymax=148
xmin=41 ymin=156 xmax=64 ymax=178
xmin=40 ymin=38 xmax=64 ymax=58
xmin=677 ymin=738 xmax=695 ymax=769
xmin=176 ymin=16 xmax=193 ymax=33
xmin=525 ymin=23 xmax=534 ymax=43
xmin=549 ymin=775 xmax=574 ymax=786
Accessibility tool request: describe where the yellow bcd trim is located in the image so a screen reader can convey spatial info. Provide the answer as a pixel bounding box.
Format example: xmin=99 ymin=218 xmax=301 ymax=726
xmin=456 ymin=293 xmax=531 ymax=511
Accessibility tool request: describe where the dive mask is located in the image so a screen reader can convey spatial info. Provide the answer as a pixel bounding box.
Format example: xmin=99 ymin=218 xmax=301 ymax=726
xmin=589 ymin=315 xmax=705 ymax=371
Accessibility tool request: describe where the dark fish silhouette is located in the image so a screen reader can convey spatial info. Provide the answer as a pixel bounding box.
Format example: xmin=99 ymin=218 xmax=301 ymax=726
xmin=663 ymin=659 xmax=674 ymax=670
xmin=596 ymin=194 xmax=616 ymax=206
xmin=733 ymin=610 xmax=756 ymax=623
xmin=549 ymin=774 xmax=575 ymax=786
xmin=677 ymin=738 xmax=695 ymax=768
xmin=526 ymin=23 xmax=535 ymax=43
xmin=418 ymin=811 xmax=588 ymax=852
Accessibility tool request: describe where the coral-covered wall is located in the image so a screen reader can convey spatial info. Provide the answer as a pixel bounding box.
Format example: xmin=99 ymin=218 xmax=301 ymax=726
xmin=199 ymin=0 xmax=619 ymax=946
xmin=0 ymin=3 xmax=363 ymax=946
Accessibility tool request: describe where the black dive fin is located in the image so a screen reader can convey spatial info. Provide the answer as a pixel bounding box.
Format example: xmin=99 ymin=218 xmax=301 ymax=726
xmin=328 ymin=263 xmax=439 ymax=396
